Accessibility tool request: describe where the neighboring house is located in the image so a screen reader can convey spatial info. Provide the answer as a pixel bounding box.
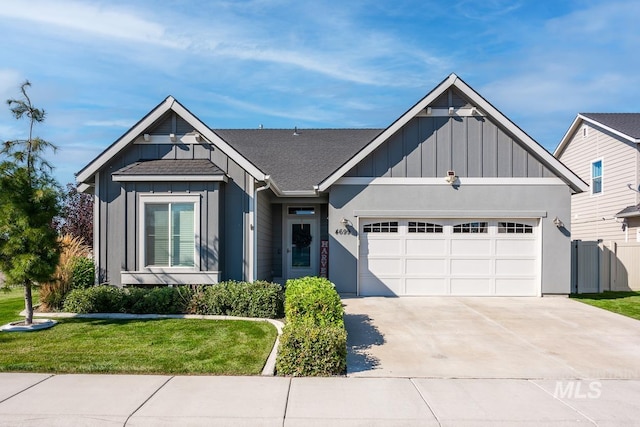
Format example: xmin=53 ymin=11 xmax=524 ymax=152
xmin=77 ymin=74 xmax=586 ymax=297
xmin=555 ymin=113 xmax=640 ymax=291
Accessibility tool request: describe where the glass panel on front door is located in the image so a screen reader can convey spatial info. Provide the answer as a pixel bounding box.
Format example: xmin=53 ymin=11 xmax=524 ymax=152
xmin=291 ymin=223 xmax=312 ymax=267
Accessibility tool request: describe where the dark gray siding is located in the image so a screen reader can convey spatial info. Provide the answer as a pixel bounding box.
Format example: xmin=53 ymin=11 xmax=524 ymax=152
xmin=256 ymin=189 xmax=273 ymax=280
xmin=271 ymin=204 xmax=283 ymax=278
xmin=348 ymin=117 xmax=553 ymax=178
xmin=96 ymin=140 xmax=252 ymax=286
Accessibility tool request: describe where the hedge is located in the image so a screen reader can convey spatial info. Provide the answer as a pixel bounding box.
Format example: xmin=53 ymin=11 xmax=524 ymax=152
xmin=276 ymin=277 xmax=347 ymax=376
xmin=62 ymin=281 xmax=283 ymax=318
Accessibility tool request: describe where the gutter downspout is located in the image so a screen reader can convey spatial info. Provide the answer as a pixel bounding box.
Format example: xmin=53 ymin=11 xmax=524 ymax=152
xmin=251 ymin=175 xmax=272 ymax=281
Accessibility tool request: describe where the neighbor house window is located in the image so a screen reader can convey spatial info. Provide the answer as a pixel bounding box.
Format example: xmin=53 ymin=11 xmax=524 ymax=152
xmin=591 ymin=160 xmax=602 ymax=194
xmin=140 ymin=195 xmax=200 ymax=268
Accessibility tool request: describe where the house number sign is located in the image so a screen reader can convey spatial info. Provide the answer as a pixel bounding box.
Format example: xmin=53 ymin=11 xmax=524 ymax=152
xmin=335 ymin=228 xmax=355 ymax=235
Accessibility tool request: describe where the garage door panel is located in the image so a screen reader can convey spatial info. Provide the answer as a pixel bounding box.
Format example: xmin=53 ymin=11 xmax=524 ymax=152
xmin=359 ymin=218 xmax=539 ymax=297
xmin=363 ymin=258 xmax=402 ymax=275
xmin=360 ymin=276 xmax=401 ymax=297
xmin=451 ymin=239 xmax=491 ymax=255
xmin=406 ymin=259 xmax=446 ymax=275
xmin=406 ymin=239 xmax=446 ymax=255
xmin=450 ymin=278 xmax=492 ymax=296
xmin=361 ymin=238 xmax=402 ymax=256
xmin=496 ymin=259 xmax=536 ymax=276
xmin=495 ymin=279 xmax=538 ymax=296
xmin=406 ymin=278 xmax=447 ymax=295
xmin=451 ymin=259 xmax=491 ymax=275
xmin=495 ymin=239 xmax=537 ymax=256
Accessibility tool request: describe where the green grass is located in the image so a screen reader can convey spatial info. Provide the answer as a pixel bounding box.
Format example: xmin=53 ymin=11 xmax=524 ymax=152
xmin=571 ymin=291 xmax=640 ymax=321
xmin=0 ymin=287 xmax=277 ymax=375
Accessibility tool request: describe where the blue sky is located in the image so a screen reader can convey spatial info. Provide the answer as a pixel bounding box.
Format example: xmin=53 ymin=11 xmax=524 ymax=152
xmin=0 ymin=0 xmax=638 ymax=186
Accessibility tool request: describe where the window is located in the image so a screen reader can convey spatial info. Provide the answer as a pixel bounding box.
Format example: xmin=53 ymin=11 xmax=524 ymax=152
xmin=140 ymin=195 xmax=200 ymax=269
xmin=453 ymin=222 xmax=488 ymax=233
xmin=498 ymin=222 xmax=533 ymax=234
xmin=288 ymin=207 xmax=315 ymax=215
xmin=408 ymin=221 xmax=443 ymax=233
xmin=363 ymin=221 xmax=398 ymax=233
xmin=591 ymin=160 xmax=602 ymax=194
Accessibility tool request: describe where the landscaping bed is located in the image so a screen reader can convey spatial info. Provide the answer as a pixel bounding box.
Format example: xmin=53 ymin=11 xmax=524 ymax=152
xmin=0 ymin=287 xmax=278 ymax=375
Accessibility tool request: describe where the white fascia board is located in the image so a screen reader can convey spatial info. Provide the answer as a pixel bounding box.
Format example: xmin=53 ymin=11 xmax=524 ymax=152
xmin=553 ymin=115 xmax=583 ymax=157
xmin=77 ymin=182 xmax=92 ymax=194
xmin=170 ymin=102 xmax=266 ymax=181
xmin=353 ymin=209 xmax=547 ymax=218
xmin=449 ymin=78 xmax=588 ymax=194
xmin=318 ymin=74 xmax=459 ymax=192
xmin=336 ymin=177 xmax=567 ymax=186
xmin=112 ymin=175 xmax=228 ymax=182
xmin=76 ymin=97 xmax=175 ymax=183
xmin=579 ymin=114 xmax=640 ymax=144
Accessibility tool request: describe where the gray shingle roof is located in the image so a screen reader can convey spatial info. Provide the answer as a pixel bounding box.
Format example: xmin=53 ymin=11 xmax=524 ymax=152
xmin=581 ymin=113 xmax=640 ymax=139
xmin=113 ymin=159 xmax=225 ymax=176
xmin=215 ymin=129 xmax=383 ymax=192
xmin=616 ymin=204 xmax=640 ymax=218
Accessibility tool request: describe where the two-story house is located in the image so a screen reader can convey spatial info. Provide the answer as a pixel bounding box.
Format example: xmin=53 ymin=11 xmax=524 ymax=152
xmin=555 ymin=113 xmax=640 ymax=291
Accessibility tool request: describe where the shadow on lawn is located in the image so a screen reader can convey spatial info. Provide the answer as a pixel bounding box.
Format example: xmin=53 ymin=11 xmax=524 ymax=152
xmin=344 ymin=313 xmax=385 ymax=374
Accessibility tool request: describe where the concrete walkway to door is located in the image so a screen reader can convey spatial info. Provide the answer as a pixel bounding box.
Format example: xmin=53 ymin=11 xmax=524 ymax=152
xmin=343 ymin=296 xmax=640 ymax=379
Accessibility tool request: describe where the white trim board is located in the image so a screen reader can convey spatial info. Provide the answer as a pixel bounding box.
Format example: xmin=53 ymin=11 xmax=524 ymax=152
xmin=76 ymin=96 xmax=266 ymax=184
xmin=318 ymin=73 xmax=588 ymax=194
xmin=352 ymin=210 xmax=547 ymax=218
xmin=335 ymin=177 xmax=567 ymax=186
xmin=112 ymin=175 xmax=228 ymax=182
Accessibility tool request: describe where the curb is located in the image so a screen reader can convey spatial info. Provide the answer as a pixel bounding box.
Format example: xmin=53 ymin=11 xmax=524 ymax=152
xmin=24 ymin=311 xmax=284 ymax=376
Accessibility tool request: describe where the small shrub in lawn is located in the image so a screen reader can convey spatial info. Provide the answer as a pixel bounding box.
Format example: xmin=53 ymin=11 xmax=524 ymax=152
xmin=284 ymin=277 xmax=343 ymax=327
xmin=189 ymin=281 xmax=284 ymax=319
xmin=276 ymin=321 xmax=347 ymax=376
xmin=63 ymin=285 xmax=125 ymax=313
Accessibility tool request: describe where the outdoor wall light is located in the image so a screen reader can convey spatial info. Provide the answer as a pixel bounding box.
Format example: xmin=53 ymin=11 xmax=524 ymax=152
xmin=553 ymin=217 xmax=564 ymax=228
xmin=445 ymin=170 xmax=457 ymax=185
xmin=448 ymin=106 xmax=455 ymax=116
xmin=340 ymin=217 xmax=350 ymax=226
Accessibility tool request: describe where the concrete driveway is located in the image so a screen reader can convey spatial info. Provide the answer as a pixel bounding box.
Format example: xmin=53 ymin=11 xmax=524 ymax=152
xmin=343 ymin=296 xmax=640 ymax=379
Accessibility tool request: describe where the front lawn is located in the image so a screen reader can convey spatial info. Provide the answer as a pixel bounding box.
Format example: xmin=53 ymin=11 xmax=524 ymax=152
xmin=571 ymin=291 xmax=640 ymax=321
xmin=0 ymin=287 xmax=277 ymax=375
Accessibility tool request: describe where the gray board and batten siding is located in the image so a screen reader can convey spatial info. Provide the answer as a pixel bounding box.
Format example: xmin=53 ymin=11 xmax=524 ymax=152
xmin=345 ymin=116 xmax=555 ymax=179
xmin=95 ymin=111 xmax=252 ymax=286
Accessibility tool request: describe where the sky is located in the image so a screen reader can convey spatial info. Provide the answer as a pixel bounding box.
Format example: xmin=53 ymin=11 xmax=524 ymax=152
xmin=1 ymin=0 xmax=639 ymax=186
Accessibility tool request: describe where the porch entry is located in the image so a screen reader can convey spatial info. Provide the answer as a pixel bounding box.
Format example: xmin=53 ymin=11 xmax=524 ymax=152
xmin=285 ymin=206 xmax=319 ymax=279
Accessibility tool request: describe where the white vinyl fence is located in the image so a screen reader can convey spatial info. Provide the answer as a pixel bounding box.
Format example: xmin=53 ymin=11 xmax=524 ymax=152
xmin=572 ymin=241 xmax=640 ymax=293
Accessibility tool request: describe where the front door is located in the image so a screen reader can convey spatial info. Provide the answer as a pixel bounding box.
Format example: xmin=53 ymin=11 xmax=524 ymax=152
xmin=286 ymin=218 xmax=318 ymax=279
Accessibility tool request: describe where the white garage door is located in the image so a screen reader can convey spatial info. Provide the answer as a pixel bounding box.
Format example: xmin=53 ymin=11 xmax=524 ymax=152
xmin=359 ymin=219 xmax=539 ymax=296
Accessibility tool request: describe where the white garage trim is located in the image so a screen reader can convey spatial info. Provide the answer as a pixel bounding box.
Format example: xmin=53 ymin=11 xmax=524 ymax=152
xmin=357 ymin=218 xmax=542 ymax=297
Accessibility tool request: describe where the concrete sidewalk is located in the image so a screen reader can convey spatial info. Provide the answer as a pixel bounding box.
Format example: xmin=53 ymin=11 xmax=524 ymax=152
xmin=1 ymin=374 xmax=640 ymax=426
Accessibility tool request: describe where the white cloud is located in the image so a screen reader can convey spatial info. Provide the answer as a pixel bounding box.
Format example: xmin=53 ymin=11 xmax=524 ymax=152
xmin=85 ymin=119 xmax=134 ymax=128
xmin=0 ymin=1 xmax=186 ymax=48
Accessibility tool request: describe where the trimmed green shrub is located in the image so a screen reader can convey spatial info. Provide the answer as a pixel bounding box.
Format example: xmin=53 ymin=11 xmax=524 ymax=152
xmin=63 ymin=285 xmax=125 ymax=313
xmin=284 ymin=277 xmax=344 ymax=327
xmin=276 ymin=322 xmax=347 ymax=376
xmin=124 ymin=286 xmax=192 ymax=314
xmin=189 ymin=281 xmax=284 ymax=319
xmin=277 ymin=276 xmax=347 ymax=376
xmin=70 ymin=257 xmax=95 ymax=290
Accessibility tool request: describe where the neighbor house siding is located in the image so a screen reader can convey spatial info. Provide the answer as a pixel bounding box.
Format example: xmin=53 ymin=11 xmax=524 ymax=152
xmin=558 ymin=123 xmax=639 ymax=242
xmin=347 ymin=117 xmax=553 ymax=179
xmin=256 ymin=189 xmax=273 ymax=280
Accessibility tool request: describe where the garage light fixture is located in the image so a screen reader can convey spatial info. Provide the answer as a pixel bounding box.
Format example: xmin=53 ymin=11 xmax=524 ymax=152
xmin=445 ymin=170 xmax=457 ymax=185
xmin=340 ymin=217 xmax=350 ymax=226
xmin=553 ymin=217 xmax=564 ymax=228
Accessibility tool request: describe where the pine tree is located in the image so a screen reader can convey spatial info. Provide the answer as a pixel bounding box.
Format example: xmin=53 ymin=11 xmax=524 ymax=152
xmin=0 ymin=81 xmax=61 ymax=325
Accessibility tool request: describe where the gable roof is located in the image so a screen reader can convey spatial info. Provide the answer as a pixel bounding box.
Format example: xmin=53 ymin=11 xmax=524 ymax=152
xmin=76 ymin=97 xmax=266 ymax=185
xmin=555 ymin=113 xmax=640 ymax=157
xmin=218 ymin=129 xmax=382 ymax=193
xmin=318 ymin=73 xmax=588 ymax=193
